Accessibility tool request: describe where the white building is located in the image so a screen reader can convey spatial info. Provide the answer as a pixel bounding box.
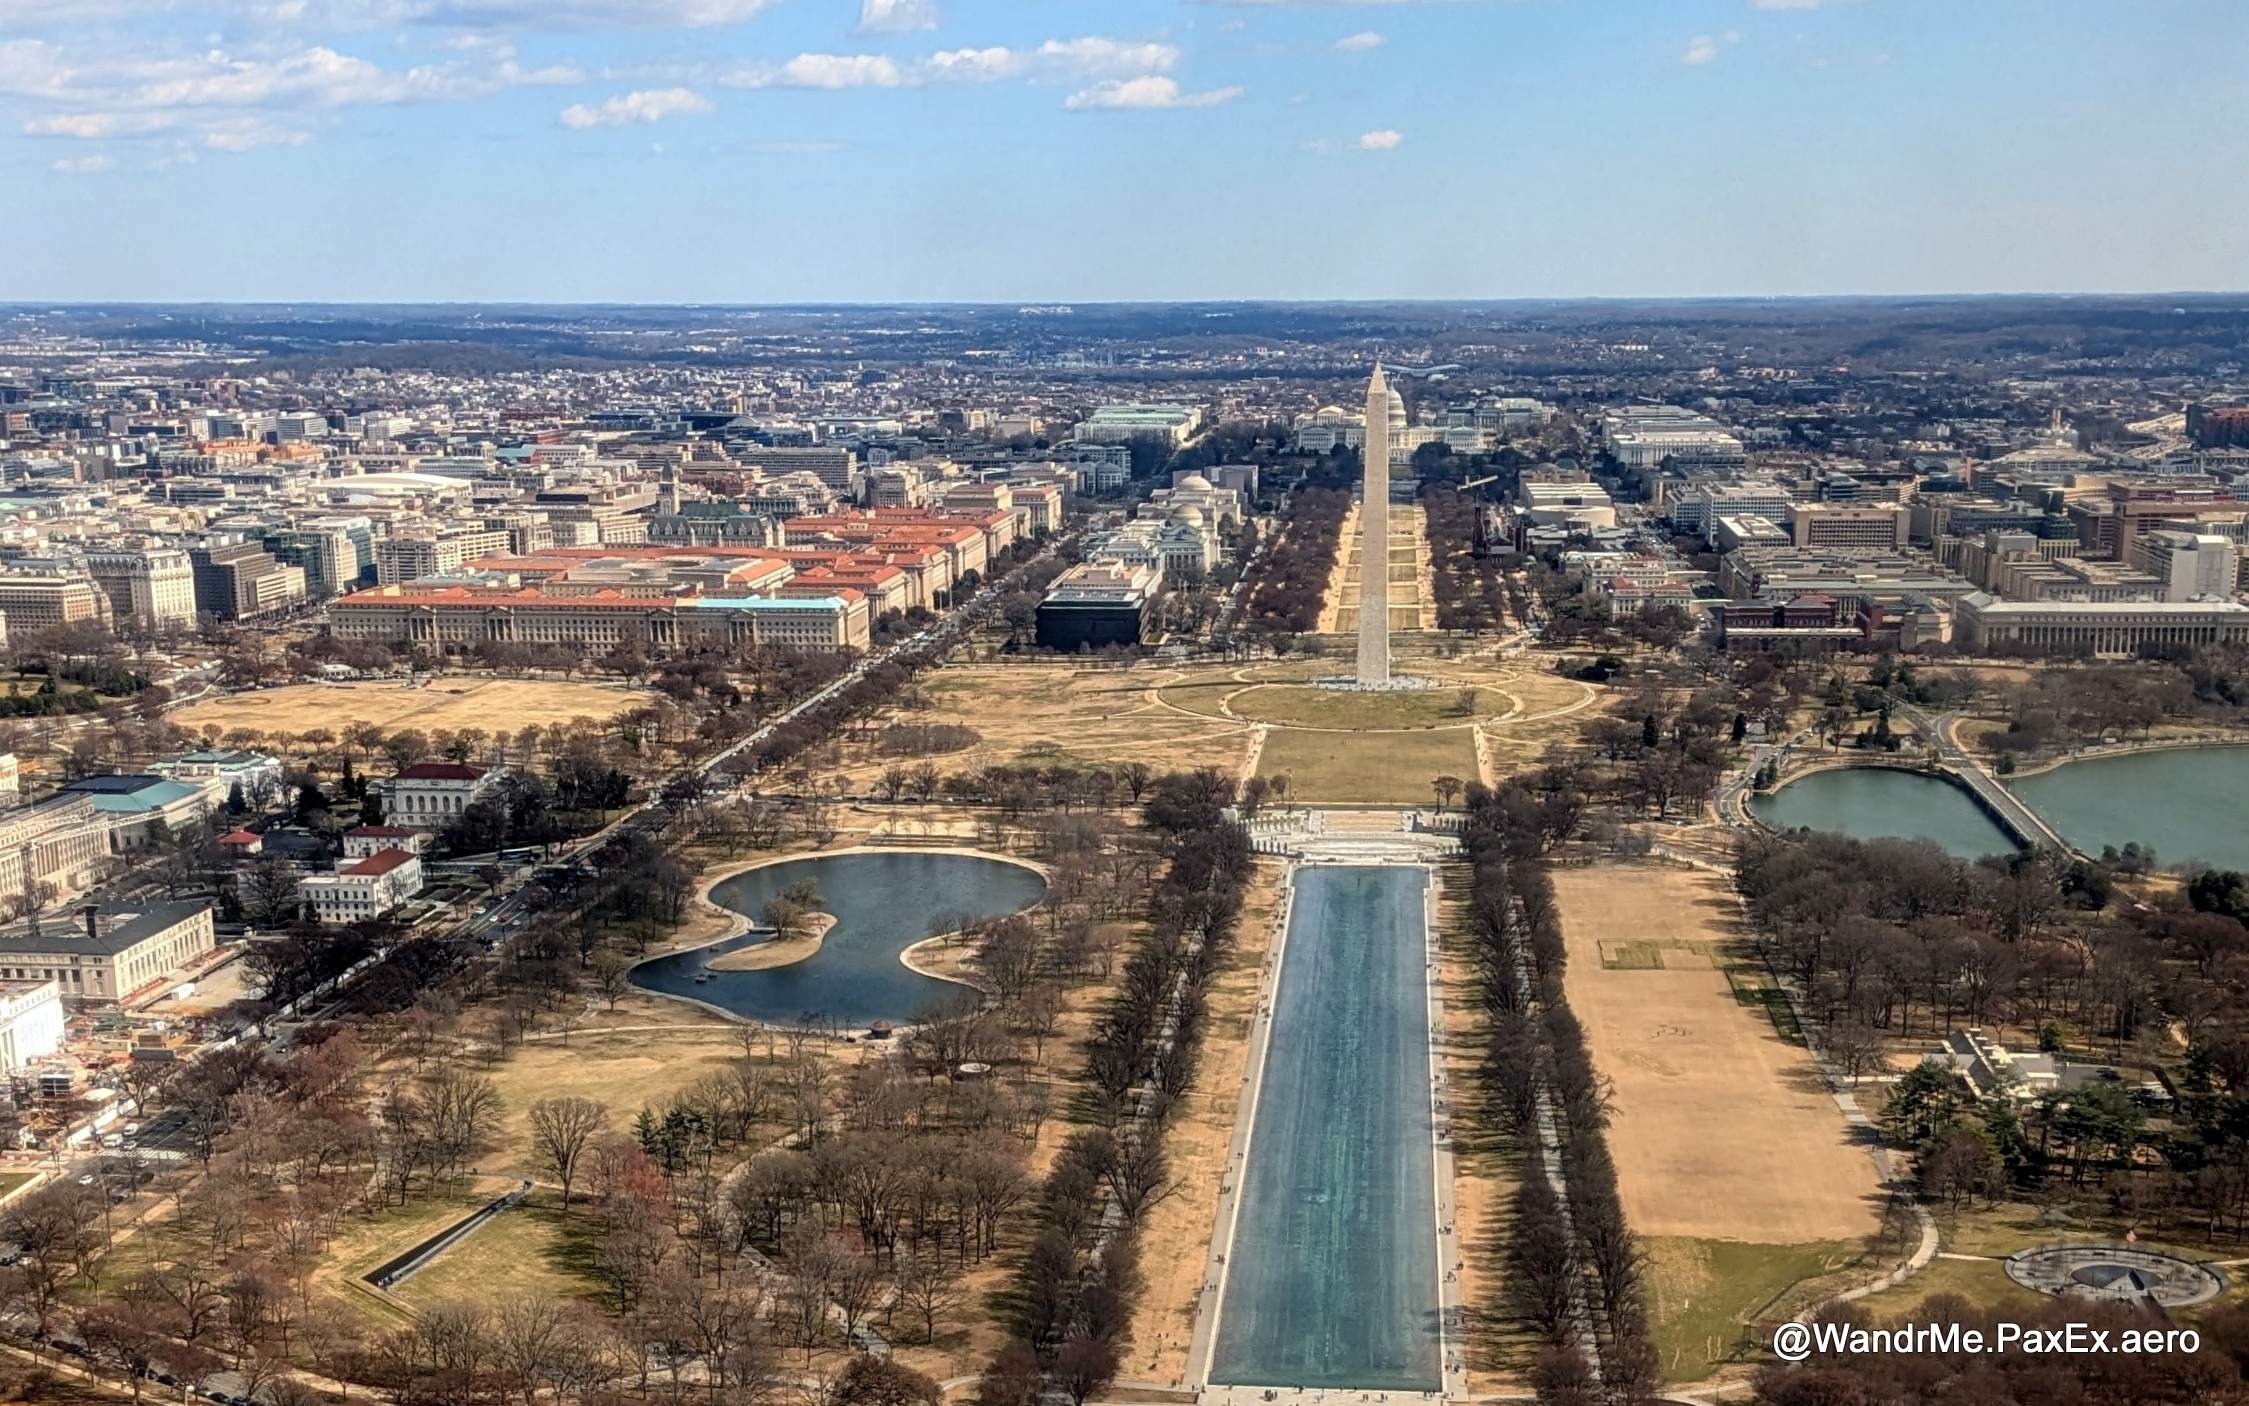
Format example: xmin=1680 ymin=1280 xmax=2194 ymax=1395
xmin=84 ymin=546 xmax=198 ymax=632
xmin=0 ymin=902 xmax=217 ymax=1006
xmin=2128 ymin=530 xmax=2239 ymax=602
xmin=1292 ymin=391 xmax=1426 ymax=467
xmin=1602 ymin=406 xmax=1746 ymax=470
xmin=299 ymin=848 xmax=424 ymax=925
xmin=1519 ymin=481 xmax=1617 ymax=531
xmin=1955 ymin=593 xmax=2249 ymax=656
xmin=150 ymin=749 xmax=287 ymax=807
xmin=0 ymin=980 xmax=64 ymax=1073
xmin=383 ymin=761 xmax=499 ymax=828
xmin=1075 ymin=405 xmax=1203 ymax=447
xmin=342 ymin=825 xmax=427 ymax=859
xmin=1144 ymin=472 xmax=1244 ymax=528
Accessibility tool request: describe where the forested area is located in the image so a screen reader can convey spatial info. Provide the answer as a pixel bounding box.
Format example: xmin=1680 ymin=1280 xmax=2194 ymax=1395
xmin=1735 ymin=829 xmax=2249 ymax=1240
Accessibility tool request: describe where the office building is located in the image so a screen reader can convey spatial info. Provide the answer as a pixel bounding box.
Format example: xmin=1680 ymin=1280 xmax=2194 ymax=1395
xmin=83 ymin=546 xmax=197 ymax=631
xmin=1786 ymin=502 xmax=1909 ymax=550
xmin=0 ymin=901 xmax=217 ymax=1006
xmin=299 ymin=848 xmax=424 ymax=925
xmin=2128 ymin=531 xmax=2240 ymax=602
xmin=1954 ymin=594 xmax=2249 ymax=656
xmin=1035 ymin=561 xmax=1160 ymax=651
xmin=1075 ymin=404 xmax=1203 ymax=448
xmin=0 ymin=571 xmax=112 ymax=637
xmin=191 ymin=537 xmax=308 ymax=620
xmin=736 ymin=446 xmax=857 ymax=492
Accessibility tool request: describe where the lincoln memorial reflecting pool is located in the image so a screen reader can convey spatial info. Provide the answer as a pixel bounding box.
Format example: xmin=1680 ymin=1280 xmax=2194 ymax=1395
xmin=2010 ymin=746 xmax=2249 ymax=871
xmin=629 ymin=851 xmax=1046 ymax=1029
xmin=1749 ymin=768 xmax=2017 ymax=860
xmin=1209 ymin=864 xmax=1441 ymax=1391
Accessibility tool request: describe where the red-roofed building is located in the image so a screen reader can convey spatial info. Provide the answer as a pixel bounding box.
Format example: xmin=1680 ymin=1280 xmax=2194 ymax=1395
xmin=331 ymin=578 xmax=872 ymax=653
xmin=387 ymin=760 xmax=498 ymax=829
xmin=299 ymin=846 xmax=425 ymax=924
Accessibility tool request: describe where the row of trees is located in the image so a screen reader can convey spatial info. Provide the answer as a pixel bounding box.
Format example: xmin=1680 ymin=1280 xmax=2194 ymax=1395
xmin=1458 ymin=780 xmax=1661 ymax=1403
xmin=1239 ymin=486 xmax=1349 ymax=641
xmin=978 ymin=768 xmax=1252 ymax=1406
xmin=1422 ymin=484 xmax=1520 ymax=633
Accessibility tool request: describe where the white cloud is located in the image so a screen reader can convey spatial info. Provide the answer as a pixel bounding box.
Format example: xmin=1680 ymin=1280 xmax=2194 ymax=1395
xmin=1682 ymin=34 xmax=1720 ymax=64
xmin=1356 ymin=127 xmax=1400 ymax=149
xmin=1063 ymin=75 xmax=1240 ymax=110
xmin=1334 ymin=30 xmax=1383 ymax=51
xmin=50 ymin=152 xmax=109 ymax=172
xmin=731 ymin=52 xmax=902 ymax=88
xmin=733 ymin=36 xmax=1177 ymax=90
xmin=1033 ymin=36 xmax=1178 ymax=76
xmin=27 ymin=111 xmax=172 ymax=137
xmin=252 ymin=0 xmax=777 ymax=30
xmin=856 ymin=0 xmax=935 ymax=35
xmin=558 ymin=85 xmax=711 ymax=127
xmin=7 ymin=39 xmax=578 ymax=154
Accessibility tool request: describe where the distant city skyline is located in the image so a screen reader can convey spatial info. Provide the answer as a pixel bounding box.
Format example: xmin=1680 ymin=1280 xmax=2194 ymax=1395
xmin=3 ymin=0 xmax=2246 ymax=303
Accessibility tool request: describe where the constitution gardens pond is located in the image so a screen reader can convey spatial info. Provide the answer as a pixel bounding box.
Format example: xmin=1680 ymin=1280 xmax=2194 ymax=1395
xmin=2008 ymin=745 xmax=2249 ymax=871
xmin=630 ymin=850 xmax=1046 ymax=1029
xmin=1749 ymin=767 xmax=2017 ymax=860
xmin=1207 ymin=864 xmax=1443 ymax=1391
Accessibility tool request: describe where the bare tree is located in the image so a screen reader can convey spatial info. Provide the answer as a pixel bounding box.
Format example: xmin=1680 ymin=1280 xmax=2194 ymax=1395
xmin=528 ymin=1096 xmax=609 ymax=1207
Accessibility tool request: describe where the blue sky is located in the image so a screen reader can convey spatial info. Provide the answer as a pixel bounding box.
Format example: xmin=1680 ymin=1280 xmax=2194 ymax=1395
xmin=3 ymin=0 xmax=2245 ymax=302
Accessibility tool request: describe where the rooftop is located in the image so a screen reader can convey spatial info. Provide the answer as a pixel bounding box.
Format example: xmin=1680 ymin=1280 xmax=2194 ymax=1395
xmin=344 ymin=849 xmax=419 ymax=877
xmin=0 ymin=901 xmax=211 ymax=958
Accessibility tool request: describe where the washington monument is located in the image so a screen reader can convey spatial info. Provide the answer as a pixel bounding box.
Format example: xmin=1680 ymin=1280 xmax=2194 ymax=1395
xmin=1355 ymin=364 xmax=1392 ymax=685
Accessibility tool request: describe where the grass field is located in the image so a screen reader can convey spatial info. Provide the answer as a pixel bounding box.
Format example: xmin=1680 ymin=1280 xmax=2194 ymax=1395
xmin=174 ymin=677 xmax=650 ymax=738
xmin=1644 ymin=1236 xmax=1865 ymax=1382
xmin=826 ymin=664 xmax=1259 ymax=790
xmin=393 ymin=1194 xmax=600 ymax=1311
xmin=1219 ymin=685 xmax=1491 ymax=731
xmin=1850 ymin=1252 xmax=2041 ymax=1319
xmin=480 ymin=1026 xmax=751 ymax=1182
xmin=1328 ymin=503 xmax=1433 ymax=634
xmin=1553 ymin=863 xmax=1885 ymax=1246
xmin=1255 ymin=724 xmax=1478 ymax=805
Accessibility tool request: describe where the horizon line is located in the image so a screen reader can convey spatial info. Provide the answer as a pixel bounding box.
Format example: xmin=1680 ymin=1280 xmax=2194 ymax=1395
xmin=7 ymin=290 xmax=2249 ymax=311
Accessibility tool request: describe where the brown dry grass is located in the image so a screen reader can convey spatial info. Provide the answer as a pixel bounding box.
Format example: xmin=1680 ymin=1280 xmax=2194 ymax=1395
xmin=175 ymin=677 xmax=650 ymax=738
xmin=1120 ymin=857 xmax=1286 ymax=1385
xmin=1330 ymin=502 xmax=1433 ymax=634
xmin=826 ymin=665 xmax=1257 ymax=789
xmin=1552 ymin=864 xmax=1885 ymax=1244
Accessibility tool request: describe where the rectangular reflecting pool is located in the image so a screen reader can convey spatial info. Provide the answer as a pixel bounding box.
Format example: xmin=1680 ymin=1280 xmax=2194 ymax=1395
xmin=1208 ymin=864 xmax=1441 ymax=1391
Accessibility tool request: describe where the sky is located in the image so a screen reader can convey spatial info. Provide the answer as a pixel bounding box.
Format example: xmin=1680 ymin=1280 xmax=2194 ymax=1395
xmin=2 ymin=0 xmax=2246 ymax=303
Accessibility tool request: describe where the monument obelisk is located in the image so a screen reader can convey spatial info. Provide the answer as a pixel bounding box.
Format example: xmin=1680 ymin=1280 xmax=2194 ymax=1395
xmin=1355 ymin=364 xmax=1392 ymax=685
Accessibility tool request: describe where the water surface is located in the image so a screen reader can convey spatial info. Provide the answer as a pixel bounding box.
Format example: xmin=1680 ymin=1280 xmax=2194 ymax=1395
xmin=2011 ymin=746 xmax=2249 ymax=871
xmin=1210 ymin=864 xmax=1441 ymax=1391
xmin=1749 ymin=767 xmax=2016 ymax=860
xmin=630 ymin=851 xmax=1046 ymax=1028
